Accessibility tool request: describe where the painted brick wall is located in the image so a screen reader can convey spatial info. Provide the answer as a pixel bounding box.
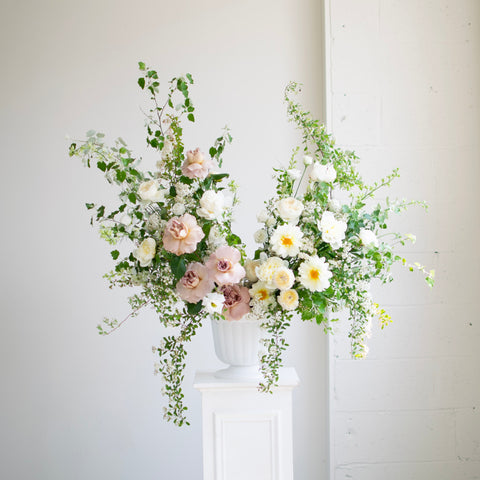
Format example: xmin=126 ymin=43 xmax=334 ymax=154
xmin=325 ymin=1 xmax=480 ymax=478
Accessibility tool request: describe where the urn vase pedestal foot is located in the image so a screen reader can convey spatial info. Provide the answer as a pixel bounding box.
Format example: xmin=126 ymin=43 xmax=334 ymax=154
xmin=194 ymin=368 xmax=299 ymax=480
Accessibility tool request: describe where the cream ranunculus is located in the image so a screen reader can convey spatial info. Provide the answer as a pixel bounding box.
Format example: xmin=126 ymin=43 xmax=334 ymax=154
xmin=359 ymin=228 xmax=379 ymax=248
xmin=310 ymin=162 xmax=337 ymax=183
xmin=278 ymin=289 xmax=299 ymax=311
xmin=277 ymin=197 xmax=304 ymax=223
xmin=255 ymin=256 xmax=286 ymax=289
xmin=319 ymin=211 xmax=347 ymax=250
xmin=272 ymin=267 xmax=295 ymax=290
xmin=133 ymin=237 xmax=157 ymax=267
xmin=138 ymin=180 xmax=165 ymax=202
xmin=197 ymin=190 xmax=225 ymax=220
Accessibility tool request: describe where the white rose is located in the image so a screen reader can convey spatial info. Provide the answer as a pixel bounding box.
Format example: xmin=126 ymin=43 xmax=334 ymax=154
xmin=303 ymin=155 xmax=313 ymax=166
xmin=254 ymin=229 xmax=268 ymax=244
xmin=197 ymin=190 xmax=225 ymax=220
xmin=172 ymin=203 xmax=186 ymax=216
xmin=319 ymin=211 xmax=347 ymax=250
xmin=277 ymin=197 xmax=304 ymax=223
xmin=138 ymin=180 xmax=165 ymax=202
xmin=133 ymin=237 xmax=156 ymax=267
xmin=359 ymin=229 xmax=379 ymax=248
xmin=310 ymin=163 xmax=337 ymax=183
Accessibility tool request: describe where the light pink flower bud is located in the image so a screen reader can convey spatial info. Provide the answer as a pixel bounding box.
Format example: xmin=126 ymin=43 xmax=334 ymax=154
xmin=181 ymin=148 xmax=214 ymax=179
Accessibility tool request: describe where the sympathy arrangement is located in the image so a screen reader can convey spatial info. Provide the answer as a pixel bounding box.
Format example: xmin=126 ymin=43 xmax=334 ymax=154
xmin=69 ymin=63 xmax=434 ymax=426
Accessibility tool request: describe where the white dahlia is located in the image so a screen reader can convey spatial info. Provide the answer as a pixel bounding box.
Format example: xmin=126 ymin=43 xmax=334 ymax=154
xmin=299 ymin=256 xmax=333 ymax=292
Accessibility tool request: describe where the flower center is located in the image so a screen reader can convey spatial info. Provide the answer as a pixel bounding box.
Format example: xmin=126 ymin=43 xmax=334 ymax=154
xmin=258 ymin=289 xmax=268 ymax=301
xmin=217 ymin=259 xmax=232 ymax=272
xmin=222 ymin=285 xmax=242 ymax=307
xmin=309 ymin=268 xmax=320 ymax=280
xmin=181 ymin=271 xmax=200 ymax=289
xmin=281 ymin=235 xmax=293 ymax=247
xmin=169 ymin=219 xmax=188 ymax=239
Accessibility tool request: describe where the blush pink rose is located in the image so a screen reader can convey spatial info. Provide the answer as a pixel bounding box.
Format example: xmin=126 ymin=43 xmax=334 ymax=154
xmin=181 ymin=148 xmax=214 ymax=179
xmin=206 ymin=246 xmax=246 ymax=285
xmin=221 ymin=284 xmax=251 ymax=320
xmin=176 ymin=262 xmax=214 ymax=304
xmin=162 ymin=213 xmax=204 ymax=255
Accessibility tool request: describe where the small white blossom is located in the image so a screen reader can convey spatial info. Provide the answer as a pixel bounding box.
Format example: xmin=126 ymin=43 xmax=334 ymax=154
xmin=359 ymin=229 xmax=379 ymax=248
xmin=254 ymin=229 xmax=268 ymax=244
xmin=202 ymin=292 xmax=225 ymax=315
xmin=287 ymin=168 xmax=301 ymax=179
xmin=172 ymin=203 xmax=186 ymax=215
xmin=257 ymin=210 xmax=269 ymax=223
xmin=303 ymin=155 xmax=313 ymax=166
xmin=265 ymin=216 xmax=277 ymax=227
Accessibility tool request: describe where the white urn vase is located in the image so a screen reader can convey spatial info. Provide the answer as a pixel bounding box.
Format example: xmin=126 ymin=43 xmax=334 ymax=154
xmin=211 ymin=316 xmax=263 ymax=380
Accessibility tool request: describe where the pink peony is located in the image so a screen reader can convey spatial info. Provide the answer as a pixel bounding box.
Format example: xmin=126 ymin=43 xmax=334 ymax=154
xmin=181 ymin=148 xmax=214 ymax=179
xmin=162 ymin=213 xmax=204 ymax=255
xmin=221 ymin=284 xmax=251 ymax=320
xmin=176 ymin=262 xmax=214 ymax=304
xmin=206 ymin=246 xmax=246 ymax=285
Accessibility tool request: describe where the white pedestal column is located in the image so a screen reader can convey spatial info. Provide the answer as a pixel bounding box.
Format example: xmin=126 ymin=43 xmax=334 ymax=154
xmin=194 ymin=368 xmax=299 ymax=480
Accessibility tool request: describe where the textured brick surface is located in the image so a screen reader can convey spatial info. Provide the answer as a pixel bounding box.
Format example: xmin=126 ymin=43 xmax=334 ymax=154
xmin=327 ymin=0 xmax=480 ymax=478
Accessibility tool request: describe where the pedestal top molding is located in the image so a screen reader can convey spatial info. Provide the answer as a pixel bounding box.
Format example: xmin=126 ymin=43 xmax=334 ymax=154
xmin=194 ymin=367 xmax=300 ymax=391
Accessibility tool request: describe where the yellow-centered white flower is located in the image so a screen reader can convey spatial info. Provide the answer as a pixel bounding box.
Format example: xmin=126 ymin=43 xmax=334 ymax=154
xmin=249 ymin=281 xmax=275 ymax=306
xmin=319 ymin=211 xmax=347 ymax=250
xmin=278 ymin=289 xmax=299 ymax=311
xmin=133 ymin=237 xmax=157 ymax=267
xmin=270 ymin=224 xmax=303 ymax=258
xmin=298 ymin=256 xmax=332 ymax=292
xmin=272 ymin=267 xmax=295 ymax=290
xmin=277 ymin=197 xmax=304 ymax=223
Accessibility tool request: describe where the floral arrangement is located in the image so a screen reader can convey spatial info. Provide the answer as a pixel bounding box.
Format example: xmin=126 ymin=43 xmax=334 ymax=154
xmin=69 ymin=62 xmax=434 ymax=426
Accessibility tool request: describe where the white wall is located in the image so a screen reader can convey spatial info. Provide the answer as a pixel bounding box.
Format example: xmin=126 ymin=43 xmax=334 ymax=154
xmin=0 ymin=1 xmax=328 ymax=479
xmin=326 ymin=1 xmax=480 ymax=479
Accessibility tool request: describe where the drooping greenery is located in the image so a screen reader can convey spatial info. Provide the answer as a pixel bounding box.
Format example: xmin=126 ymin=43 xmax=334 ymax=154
xmin=69 ymin=65 xmax=434 ymax=426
